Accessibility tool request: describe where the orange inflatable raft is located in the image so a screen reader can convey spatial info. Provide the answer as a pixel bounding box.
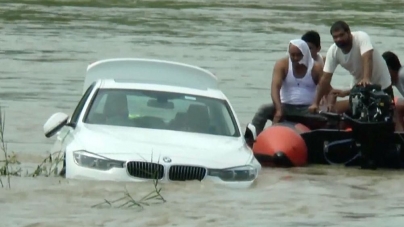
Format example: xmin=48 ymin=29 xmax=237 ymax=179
xmin=252 ymin=122 xmax=311 ymax=167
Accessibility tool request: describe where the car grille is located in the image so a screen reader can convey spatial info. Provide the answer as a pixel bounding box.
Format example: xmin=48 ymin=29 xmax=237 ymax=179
xmin=126 ymin=161 xmax=164 ymax=179
xmin=168 ymin=165 xmax=207 ymax=181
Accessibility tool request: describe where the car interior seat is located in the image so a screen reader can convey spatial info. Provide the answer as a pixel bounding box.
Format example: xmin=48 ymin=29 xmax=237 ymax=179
xmin=169 ymin=112 xmax=188 ymax=130
xmin=103 ymin=93 xmax=130 ymax=125
xmin=186 ymin=104 xmax=211 ymax=134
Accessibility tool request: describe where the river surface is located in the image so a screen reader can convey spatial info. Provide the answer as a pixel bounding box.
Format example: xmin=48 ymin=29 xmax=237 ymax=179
xmin=1 ymin=0 xmax=404 ymax=226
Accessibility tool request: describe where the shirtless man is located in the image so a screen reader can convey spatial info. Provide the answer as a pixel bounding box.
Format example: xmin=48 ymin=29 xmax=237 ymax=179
xmin=249 ymin=39 xmax=324 ymax=135
xmin=309 ymin=20 xmax=393 ymax=114
xmin=302 ymin=30 xmax=325 ymax=65
xmin=301 ymin=30 xmax=336 ymax=110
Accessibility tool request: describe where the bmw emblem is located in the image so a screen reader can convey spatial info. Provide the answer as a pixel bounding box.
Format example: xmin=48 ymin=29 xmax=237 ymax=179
xmin=163 ymin=156 xmax=172 ymax=163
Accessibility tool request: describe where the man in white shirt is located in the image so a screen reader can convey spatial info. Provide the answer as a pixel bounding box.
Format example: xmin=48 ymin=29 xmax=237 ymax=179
xmin=382 ymin=51 xmax=404 ymax=130
xmin=309 ymin=20 xmax=394 ymax=115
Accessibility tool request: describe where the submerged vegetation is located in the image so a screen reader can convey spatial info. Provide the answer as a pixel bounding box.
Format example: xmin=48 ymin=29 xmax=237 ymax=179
xmin=0 ymin=106 xmax=166 ymax=210
xmin=0 ymin=106 xmax=70 ymax=184
xmin=0 ymin=107 xmax=13 ymax=188
xmin=92 ymin=179 xmax=166 ymax=210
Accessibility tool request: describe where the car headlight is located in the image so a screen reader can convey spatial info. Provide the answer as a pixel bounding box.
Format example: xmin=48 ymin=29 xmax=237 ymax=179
xmin=207 ymin=165 xmax=258 ymax=182
xmin=73 ymin=150 xmax=124 ymax=171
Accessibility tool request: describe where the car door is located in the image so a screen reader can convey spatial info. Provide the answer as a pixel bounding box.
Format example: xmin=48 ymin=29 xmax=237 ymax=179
xmin=58 ymin=82 xmax=97 ymax=147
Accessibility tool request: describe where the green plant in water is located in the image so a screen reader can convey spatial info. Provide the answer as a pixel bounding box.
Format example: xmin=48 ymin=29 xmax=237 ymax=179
xmin=0 ymin=106 xmax=22 ymax=188
xmin=92 ymin=155 xmax=166 ymax=210
xmin=91 ymin=179 xmax=166 ymax=210
xmin=28 ymin=151 xmax=65 ymax=178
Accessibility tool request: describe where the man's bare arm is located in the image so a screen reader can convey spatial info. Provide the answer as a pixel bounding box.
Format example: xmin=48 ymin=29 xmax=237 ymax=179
xmin=314 ymin=72 xmax=333 ymax=106
xmin=358 ymin=31 xmax=374 ymax=81
xmin=312 ymin=62 xmax=323 ymax=85
xmin=271 ymin=60 xmax=285 ymax=112
xmin=362 ymin=49 xmax=373 ymax=81
xmin=312 ymin=62 xmax=334 ymax=97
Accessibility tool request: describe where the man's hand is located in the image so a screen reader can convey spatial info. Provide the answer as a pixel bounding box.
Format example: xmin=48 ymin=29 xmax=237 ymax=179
xmin=308 ymin=104 xmax=319 ymax=114
xmin=273 ymin=110 xmax=283 ymax=123
xmin=357 ymin=78 xmax=371 ymax=86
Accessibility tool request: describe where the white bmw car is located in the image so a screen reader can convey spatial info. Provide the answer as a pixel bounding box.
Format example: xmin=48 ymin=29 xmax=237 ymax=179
xmin=43 ymin=58 xmax=261 ymax=188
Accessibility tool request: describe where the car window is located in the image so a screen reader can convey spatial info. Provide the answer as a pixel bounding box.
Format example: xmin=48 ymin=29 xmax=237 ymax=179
xmin=84 ymin=89 xmax=240 ymax=137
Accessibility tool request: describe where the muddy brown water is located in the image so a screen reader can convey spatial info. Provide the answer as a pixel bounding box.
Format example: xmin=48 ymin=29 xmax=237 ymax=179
xmin=1 ymin=0 xmax=404 ymax=226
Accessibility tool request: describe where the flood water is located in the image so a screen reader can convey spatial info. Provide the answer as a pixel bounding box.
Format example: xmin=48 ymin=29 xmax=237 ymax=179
xmin=1 ymin=0 xmax=404 ymax=226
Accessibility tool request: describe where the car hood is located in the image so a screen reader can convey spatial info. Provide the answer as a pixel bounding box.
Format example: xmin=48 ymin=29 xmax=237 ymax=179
xmin=72 ymin=124 xmax=252 ymax=168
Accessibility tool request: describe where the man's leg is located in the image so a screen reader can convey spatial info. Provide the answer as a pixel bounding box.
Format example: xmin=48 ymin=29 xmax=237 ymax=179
xmin=381 ymin=85 xmax=403 ymax=131
xmin=394 ymin=98 xmax=404 ymax=131
xmin=333 ymin=100 xmax=350 ymax=114
xmin=383 ymin=85 xmax=395 ymax=100
xmin=281 ymin=104 xmax=328 ymax=129
xmin=251 ymin=103 xmax=276 ymax=135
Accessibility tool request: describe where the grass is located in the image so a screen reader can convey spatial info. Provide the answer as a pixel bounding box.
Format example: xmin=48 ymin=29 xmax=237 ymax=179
xmin=0 ymin=107 xmax=22 ymax=188
xmin=92 ymin=155 xmax=166 ymax=210
xmin=0 ymin=106 xmax=166 ymax=210
xmin=0 ymin=107 xmax=11 ymax=188
xmin=91 ymin=178 xmax=166 ymax=210
xmin=28 ymin=150 xmax=65 ymax=178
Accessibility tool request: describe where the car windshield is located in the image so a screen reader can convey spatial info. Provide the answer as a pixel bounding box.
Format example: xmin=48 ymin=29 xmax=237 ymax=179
xmin=83 ymin=89 xmax=240 ymax=137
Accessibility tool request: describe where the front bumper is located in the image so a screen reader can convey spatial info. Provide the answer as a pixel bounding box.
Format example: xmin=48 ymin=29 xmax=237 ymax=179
xmin=65 ymin=151 xmax=260 ymax=189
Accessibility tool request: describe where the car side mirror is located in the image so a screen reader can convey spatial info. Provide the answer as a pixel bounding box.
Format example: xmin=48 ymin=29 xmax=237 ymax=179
xmin=244 ymin=123 xmax=257 ymax=143
xmin=43 ymin=112 xmax=70 ymax=138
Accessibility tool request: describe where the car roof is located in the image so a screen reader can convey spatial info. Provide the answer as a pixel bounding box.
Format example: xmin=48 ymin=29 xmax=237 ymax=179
xmin=84 ymin=58 xmax=220 ymax=94
xmin=97 ymin=78 xmax=228 ymax=100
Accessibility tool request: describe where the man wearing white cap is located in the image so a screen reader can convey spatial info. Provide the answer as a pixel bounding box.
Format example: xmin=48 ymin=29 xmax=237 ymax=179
xmin=249 ymin=39 xmax=324 ymax=135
